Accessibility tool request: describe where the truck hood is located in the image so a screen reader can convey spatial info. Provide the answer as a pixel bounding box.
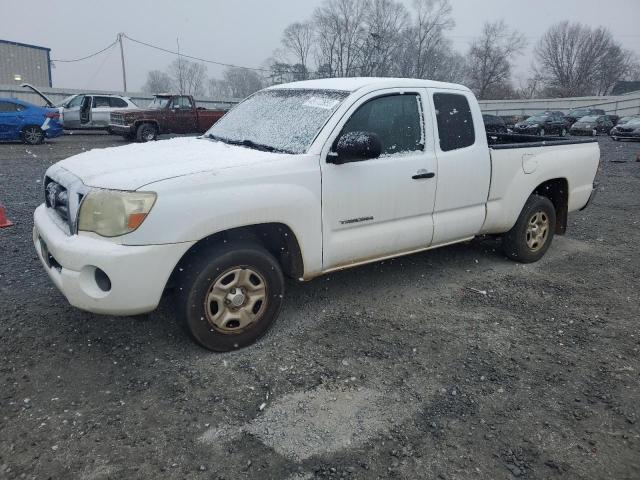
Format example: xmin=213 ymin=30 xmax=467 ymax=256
xmin=53 ymin=137 xmax=288 ymax=190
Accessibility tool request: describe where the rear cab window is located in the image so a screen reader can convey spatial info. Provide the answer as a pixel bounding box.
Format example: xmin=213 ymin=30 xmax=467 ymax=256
xmin=433 ymin=92 xmax=475 ymax=151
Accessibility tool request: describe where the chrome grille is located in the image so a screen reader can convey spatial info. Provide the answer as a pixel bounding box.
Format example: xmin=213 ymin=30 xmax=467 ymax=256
xmin=110 ymin=112 xmax=125 ymax=126
xmin=43 ymin=172 xmax=89 ymax=235
xmin=45 ymin=178 xmax=69 ymax=222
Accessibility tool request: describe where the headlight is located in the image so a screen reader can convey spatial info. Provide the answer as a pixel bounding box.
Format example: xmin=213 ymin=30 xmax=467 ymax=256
xmin=78 ymin=190 xmax=156 ymax=237
xmin=530 ymin=124 xmax=539 ymax=128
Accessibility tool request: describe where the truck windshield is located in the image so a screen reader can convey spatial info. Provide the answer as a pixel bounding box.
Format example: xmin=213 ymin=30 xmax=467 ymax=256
xmin=205 ymin=89 xmax=349 ymax=154
xmin=147 ymin=97 xmax=171 ymax=109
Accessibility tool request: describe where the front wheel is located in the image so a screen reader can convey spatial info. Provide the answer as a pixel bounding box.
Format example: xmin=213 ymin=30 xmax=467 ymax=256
xmin=175 ymin=241 xmax=285 ymax=352
xmin=560 ymin=127 xmax=567 ymax=137
xmin=502 ymin=194 xmax=556 ymax=263
xmin=539 ymin=128 xmax=545 ymax=137
xmin=22 ymin=126 xmax=45 ymax=145
xmin=136 ymin=123 xmax=157 ymax=142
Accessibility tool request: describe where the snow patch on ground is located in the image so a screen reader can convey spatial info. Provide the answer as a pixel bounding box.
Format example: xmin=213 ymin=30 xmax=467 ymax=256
xmin=200 ymin=384 xmax=418 ymax=462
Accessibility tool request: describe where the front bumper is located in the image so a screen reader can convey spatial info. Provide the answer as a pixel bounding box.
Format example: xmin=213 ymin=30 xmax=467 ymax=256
xmin=33 ymin=204 xmax=194 ymax=315
xmin=611 ymin=130 xmax=640 ymax=139
xmin=570 ymin=127 xmax=596 ymax=135
xmin=109 ymin=124 xmax=134 ymax=135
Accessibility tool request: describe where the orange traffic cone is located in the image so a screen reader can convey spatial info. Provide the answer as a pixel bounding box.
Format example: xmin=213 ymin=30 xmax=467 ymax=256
xmin=0 ymin=203 xmax=13 ymax=228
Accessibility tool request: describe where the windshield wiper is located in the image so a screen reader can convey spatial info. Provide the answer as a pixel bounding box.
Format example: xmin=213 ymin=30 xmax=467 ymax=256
xmin=205 ymin=134 xmax=293 ymax=154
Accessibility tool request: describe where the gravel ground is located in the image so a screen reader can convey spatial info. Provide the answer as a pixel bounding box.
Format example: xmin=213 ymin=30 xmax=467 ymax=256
xmin=1 ymin=134 xmax=639 ymax=480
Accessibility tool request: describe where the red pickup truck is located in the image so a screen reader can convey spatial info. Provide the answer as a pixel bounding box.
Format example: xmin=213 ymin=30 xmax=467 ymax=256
xmin=109 ymin=94 xmax=227 ymax=142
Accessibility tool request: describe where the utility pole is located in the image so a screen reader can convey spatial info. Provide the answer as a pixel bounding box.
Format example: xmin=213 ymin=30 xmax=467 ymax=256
xmin=118 ymin=33 xmax=127 ymax=92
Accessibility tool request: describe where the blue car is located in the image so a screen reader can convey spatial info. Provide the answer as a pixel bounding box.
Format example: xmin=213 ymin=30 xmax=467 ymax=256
xmin=0 ymin=97 xmax=63 ymax=145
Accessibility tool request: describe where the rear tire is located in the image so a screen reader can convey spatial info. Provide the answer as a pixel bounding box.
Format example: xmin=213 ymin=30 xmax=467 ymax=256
xmin=539 ymin=128 xmax=545 ymax=137
xmin=560 ymin=128 xmax=567 ymax=137
xmin=175 ymin=241 xmax=285 ymax=352
xmin=136 ymin=123 xmax=157 ymax=142
xmin=502 ymin=194 xmax=556 ymax=263
xmin=22 ymin=125 xmax=45 ymax=145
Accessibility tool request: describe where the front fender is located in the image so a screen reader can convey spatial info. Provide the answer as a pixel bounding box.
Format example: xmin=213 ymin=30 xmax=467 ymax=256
xmin=122 ymin=155 xmax=323 ymax=276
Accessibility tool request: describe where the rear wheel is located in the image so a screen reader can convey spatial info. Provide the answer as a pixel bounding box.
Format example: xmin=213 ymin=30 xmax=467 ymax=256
xmin=175 ymin=241 xmax=285 ymax=352
xmin=539 ymin=128 xmax=545 ymax=137
xmin=136 ymin=123 xmax=157 ymax=142
xmin=22 ymin=126 xmax=45 ymax=145
xmin=560 ymin=127 xmax=567 ymax=137
xmin=503 ymin=194 xmax=556 ymax=263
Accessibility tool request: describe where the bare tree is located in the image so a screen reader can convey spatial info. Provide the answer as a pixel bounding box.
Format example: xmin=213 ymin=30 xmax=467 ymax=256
xmin=141 ymin=70 xmax=173 ymax=94
xmin=168 ymin=58 xmax=207 ymax=96
xmin=224 ymin=68 xmax=264 ymax=99
xmin=535 ymin=22 xmax=633 ymax=97
xmin=208 ymin=78 xmax=233 ymax=99
xmin=281 ymin=22 xmax=314 ymax=75
xmin=399 ymin=0 xmax=455 ymax=78
xmin=358 ymin=0 xmax=409 ymax=77
xmin=313 ymin=0 xmax=367 ymax=77
xmin=466 ymin=20 xmax=526 ymax=99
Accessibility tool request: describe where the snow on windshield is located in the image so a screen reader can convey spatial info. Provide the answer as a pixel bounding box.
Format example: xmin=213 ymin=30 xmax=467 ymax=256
xmin=206 ymin=89 xmax=349 ymax=154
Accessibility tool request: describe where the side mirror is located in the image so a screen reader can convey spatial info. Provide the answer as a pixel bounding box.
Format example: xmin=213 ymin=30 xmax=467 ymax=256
xmin=328 ymin=131 xmax=382 ymax=165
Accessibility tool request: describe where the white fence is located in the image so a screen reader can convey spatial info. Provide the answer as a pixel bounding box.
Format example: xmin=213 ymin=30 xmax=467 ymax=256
xmin=0 ymin=84 xmax=240 ymax=110
xmin=479 ymin=91 xmax=640 ymax=117
xmin=3 ymin=82 xmax=640 ymax=118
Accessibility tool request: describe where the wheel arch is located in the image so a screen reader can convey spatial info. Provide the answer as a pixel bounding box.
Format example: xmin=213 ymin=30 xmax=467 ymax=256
xmin=167 ymin=222 xmax=305 ymax=290
xmin=133 ymin=119 xmax=159 ymax=130
xmin=531 ymin=178 xmax=568 ymax=235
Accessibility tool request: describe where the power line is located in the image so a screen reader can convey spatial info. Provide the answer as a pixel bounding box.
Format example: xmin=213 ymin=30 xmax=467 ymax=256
xmin=51 ymin=38 xmax=118 ymax=63
xmin=123 ymin=34 xmax=271 ymax=72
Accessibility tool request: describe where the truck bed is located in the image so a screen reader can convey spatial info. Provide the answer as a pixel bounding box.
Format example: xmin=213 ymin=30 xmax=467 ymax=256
xmin=487 ymin=132 xmax=597 ymax=149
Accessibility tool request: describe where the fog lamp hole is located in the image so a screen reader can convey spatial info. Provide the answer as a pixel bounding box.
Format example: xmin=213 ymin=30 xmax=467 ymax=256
xmin=94 ymin=268 xmax=112 ymax=292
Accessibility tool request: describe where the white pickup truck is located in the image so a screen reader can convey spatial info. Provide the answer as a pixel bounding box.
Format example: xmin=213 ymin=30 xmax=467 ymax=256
xmin=34 ymin=78 xmax=600 ymax=351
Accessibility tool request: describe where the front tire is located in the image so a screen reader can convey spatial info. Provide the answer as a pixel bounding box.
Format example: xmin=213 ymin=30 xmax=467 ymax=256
xmin=502 ymin=194 xmax=556 ymax=263
xmin=175 ymin=241 xmax=285 ymax=352
xmin=136 ymin=123 xmax=157 ymax=142
xmin=22 ymin=126 xmax=45 ymax=145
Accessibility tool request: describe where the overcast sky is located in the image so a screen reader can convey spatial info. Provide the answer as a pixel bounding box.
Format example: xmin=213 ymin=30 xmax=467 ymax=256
xmin=2 ymin=0 xmax=639 ymax=92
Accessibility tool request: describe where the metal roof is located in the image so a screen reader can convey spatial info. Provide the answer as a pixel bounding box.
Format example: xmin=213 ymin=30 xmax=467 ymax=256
xmin=0 ymin=39 xmax=51 ymax=52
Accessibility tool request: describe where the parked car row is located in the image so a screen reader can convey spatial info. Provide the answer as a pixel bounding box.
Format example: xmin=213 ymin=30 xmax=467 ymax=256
xmin=0 ymin=85 xmax=229 ymax=144
xmin=482 ymin=109 xmax=638 ymax=140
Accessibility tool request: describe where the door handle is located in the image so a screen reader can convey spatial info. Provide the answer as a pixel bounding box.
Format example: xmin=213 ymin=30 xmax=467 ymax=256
xmin=412 ymin=170 xmax=435 ymax=180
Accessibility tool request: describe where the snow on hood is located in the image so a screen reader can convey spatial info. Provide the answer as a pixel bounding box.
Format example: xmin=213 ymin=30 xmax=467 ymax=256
xmin=54 ymin=137 xmax=286 ymax=190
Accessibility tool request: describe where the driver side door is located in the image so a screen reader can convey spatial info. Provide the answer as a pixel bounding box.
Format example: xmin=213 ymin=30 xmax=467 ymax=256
xmin=62 ymin=95 xmax=84 ymax=129
xmin=320 ymin=89 xmax=437 ymax=271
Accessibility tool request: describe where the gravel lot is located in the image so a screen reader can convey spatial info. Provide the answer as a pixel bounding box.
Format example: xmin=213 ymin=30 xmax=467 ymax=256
xmin=1 ymin=133 xmax=639 ymax=480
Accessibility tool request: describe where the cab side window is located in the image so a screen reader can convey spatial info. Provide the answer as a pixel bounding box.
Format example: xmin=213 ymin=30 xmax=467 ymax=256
xmin=0 ymin=101 xmax=19 ymax=112
xmin=340 ymin=94 xmax=424 ymax=156
xmin=173 ymin=96 xmax=194 ymax=110
xmin=110 ymin=97 xmax=128 ymax=108
xmin=433 ymin=93 xmax=475 ymax=152
xmin=66 ymin=95 xmax=84 ymax=108
xmin=93 ymin=96 xmax=111 ymax=108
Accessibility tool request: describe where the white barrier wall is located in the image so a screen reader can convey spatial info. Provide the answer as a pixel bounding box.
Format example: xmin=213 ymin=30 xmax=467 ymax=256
xmin=479 ymin=91 xmax=640 ymax=117
xmin=0 ymin=83 xmax=240 ymax=110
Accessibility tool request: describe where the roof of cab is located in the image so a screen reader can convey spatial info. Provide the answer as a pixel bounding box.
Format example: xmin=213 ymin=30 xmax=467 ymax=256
xmin=268 ymin=77 xmax=470 ymax=93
